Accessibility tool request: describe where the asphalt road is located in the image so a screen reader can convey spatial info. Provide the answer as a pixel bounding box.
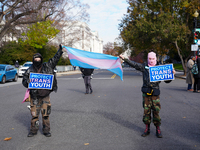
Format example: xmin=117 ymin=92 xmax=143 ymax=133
xmin=0 ymin=69 xmax=200 ymax=150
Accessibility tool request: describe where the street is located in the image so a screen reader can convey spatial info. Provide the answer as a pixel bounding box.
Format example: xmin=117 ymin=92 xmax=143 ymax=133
xmin=0 ymin=69 xmax=200 ymax=150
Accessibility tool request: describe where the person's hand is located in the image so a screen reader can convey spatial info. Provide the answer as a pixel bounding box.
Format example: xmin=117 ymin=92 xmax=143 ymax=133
xmin=59 ymin=44 xmax=66 ymax=52
xmin=59 ymin=44 xmax=63 ymax=50
xmin=173 ymin=68 xmax=176 ymax=74
xmin=119 ymin=54 xmax=124 ymax=60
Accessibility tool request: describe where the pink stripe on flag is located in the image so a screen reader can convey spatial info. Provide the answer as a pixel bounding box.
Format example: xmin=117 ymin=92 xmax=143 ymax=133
xmin=68 ymin=53 xmax=122 ymax=70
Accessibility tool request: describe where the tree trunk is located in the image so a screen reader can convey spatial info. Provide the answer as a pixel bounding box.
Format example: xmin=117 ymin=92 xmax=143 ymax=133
xmin=0 ymin=26 xmax=10 ymax=42
xmin=174 ymin=40 xmax=186 ymax=75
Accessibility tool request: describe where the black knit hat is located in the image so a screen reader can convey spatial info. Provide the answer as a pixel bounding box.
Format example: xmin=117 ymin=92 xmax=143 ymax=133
xmin=32 ymin=53 xmax=43 ymax=69
xmin=33 ymin=53 xmax=43 ymax=62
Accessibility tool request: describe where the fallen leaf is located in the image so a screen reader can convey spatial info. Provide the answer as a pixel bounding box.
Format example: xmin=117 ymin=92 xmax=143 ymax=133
xmin=4 ymin=137 xmax=12 ymax=141
xmin=12 ymin=128 xmax=14 ymax=130
xmin=104 ymin=95 xmax=106 ymax=96
xmin=98 ymin=96 xmax=100 ymax=97
xmin=183 ymin=117 xmax=186 ymax=118
xmin=84 ymin=143 xmax=89 ymax=145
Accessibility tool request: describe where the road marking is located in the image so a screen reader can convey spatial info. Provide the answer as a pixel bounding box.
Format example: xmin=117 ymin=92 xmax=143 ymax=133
xmin=111 ymin=74 xmax=116 ymax=79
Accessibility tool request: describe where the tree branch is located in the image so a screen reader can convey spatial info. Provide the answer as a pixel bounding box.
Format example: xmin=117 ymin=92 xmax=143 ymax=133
xmin=0 ymin=0 xmax=22 ymax=22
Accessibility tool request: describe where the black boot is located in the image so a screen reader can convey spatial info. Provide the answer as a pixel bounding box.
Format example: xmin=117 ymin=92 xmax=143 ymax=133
xmin=90 ymin=89 xmax=93 ymax=94
xmin=156 ymin=126 xmax=162 ymax=138
xmin=141 ymin=124 xmax=150 ymax=137
xmin=44 ymin=132 xmax=51 ymax=137
xmin=27 ymin=132 xmax=37 ymax=137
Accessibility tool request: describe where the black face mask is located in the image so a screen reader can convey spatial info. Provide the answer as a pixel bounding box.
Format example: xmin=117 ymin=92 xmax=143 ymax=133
xmin=33 ymin=60 xmax=42 ymax=68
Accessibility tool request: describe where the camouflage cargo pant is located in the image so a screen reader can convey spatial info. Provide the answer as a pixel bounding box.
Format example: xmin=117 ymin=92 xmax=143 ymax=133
xmin=142 ymin=93 xmax=161 ymax=126
xmin=30 ymin=96 xmax=51 ymax=134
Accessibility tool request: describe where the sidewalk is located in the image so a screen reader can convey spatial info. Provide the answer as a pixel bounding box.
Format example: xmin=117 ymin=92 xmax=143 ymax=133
xmin=174 ymin=70 xmax=186 ymax=79
xmin=56 ymin=70 xmax=81 ymax=76
xmin=56 ymin=69 xmax=186 ymax=79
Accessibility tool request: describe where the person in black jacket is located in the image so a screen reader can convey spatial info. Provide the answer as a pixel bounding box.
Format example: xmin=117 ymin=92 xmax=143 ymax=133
xmin=15 ymin=60 xmax=19 ymax=68
xmin=119 ymin=52 xmax=175 ymax=138
xmin=193 ymin=55 xmax=200 ymax=92
xmin=80 ymin=67 xmax=94 ymax=94
xmin=22 ymin=44 xmax=64 ymax=137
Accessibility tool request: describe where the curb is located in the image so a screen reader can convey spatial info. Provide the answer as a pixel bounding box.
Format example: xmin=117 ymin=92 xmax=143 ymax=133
xmin=56 ymin=70 xmax=187 ymax=79
xmin=174 ymin=70 xmax=186 ymax=79
xmin=56 ymin=70 xmax=81 ymax=77
xmin=175 ymin=75 xmax=186 ymax=79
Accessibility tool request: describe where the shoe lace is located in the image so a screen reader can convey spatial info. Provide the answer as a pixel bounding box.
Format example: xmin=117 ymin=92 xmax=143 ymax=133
xmin=144 ymin=128 xmax=148 ymax=132
xmin=157 ymin=128 xmax=161 ymax=134
xmin=144 ymin=125 xmax=149 ymax=133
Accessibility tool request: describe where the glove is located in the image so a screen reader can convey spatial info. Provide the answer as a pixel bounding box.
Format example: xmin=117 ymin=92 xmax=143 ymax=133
xmin=60 ymin=44 xmax=66 ymax=53
xmin=59 ymin=44 xmax=62 ymax=50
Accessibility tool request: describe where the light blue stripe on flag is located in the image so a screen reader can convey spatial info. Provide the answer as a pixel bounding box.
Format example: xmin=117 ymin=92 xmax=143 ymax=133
xmin=63 ymin=46 xmax=123 ymax=80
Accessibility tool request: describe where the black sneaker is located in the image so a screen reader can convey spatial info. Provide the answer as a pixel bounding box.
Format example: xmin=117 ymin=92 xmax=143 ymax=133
xmin=90 ymin=89 xmax=93 ymax=94
xmin=27 ymin=132 xmax=37 ymax=137
xmin=44 ymin=132 xmax=51 ymax=137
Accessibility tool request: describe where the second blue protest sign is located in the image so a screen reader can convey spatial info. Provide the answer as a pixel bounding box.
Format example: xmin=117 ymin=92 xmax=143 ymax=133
xmin=28 ymin=73 xmax=54 ymax=90
xmin=149 ymin=64 xmax=174 ymax=82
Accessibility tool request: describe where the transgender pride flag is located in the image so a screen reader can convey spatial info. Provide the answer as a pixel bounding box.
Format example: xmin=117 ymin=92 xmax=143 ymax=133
xmin=63 ymin=46 xmax=123 ymax=81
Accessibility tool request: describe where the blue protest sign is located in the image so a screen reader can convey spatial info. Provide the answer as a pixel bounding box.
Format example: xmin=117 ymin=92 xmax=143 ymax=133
xmin=149 ymin=64 xmax=174 ymax=82
xmin=28 ymin=73 xmax=54 ymax=90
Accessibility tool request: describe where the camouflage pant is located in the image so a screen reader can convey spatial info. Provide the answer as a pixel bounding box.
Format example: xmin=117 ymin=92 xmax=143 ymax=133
xmin=30 ymin=96 xmax=51 ymax=134
xmin=142 ymin=93 xmax=161 ymax=126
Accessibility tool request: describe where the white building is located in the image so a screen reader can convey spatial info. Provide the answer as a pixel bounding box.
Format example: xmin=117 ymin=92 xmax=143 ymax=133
xmin=51 ymin=21 xmax=103 ymax=53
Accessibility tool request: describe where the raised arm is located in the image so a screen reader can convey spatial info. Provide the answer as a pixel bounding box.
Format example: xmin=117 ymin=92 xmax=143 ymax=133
xmin=46 ymin=44 xmax=64 ymax=69
xmin=119 ymin=54 xmax=144 ymax=72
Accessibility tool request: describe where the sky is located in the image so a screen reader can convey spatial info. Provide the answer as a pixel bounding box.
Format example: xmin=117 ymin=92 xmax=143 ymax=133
xmin=81 ymin=0 xmax=129 ymax=45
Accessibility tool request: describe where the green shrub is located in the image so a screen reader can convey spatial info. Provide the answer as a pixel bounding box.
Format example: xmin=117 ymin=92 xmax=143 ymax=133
xmin=173 ymin=64 xmax=183 ymax=70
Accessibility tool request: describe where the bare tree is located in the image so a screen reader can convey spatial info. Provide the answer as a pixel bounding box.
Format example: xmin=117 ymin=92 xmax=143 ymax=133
xmin=103 ymin=40 xmax=125 ymax=56
xmin=0 ymin=0 xmax=64 ymax=42
xmin=103 ymin=42 xmax=116 ymax=56
xmin=48 ymin=0 xmax=90 ymax=50
xmin=0 ymin=0 xmax=90 ymax=50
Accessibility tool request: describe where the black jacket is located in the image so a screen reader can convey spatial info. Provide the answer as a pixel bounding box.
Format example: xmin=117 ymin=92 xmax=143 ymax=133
xmin=80 ymin=68 xmax=94 ymax=76
xmin=22 ymin=47 xmax=63 ymax=98
xmin=124 ymin=59 xmax=171 ymax=95
xmin=193 ymin=58 xmax=200 ymax=78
